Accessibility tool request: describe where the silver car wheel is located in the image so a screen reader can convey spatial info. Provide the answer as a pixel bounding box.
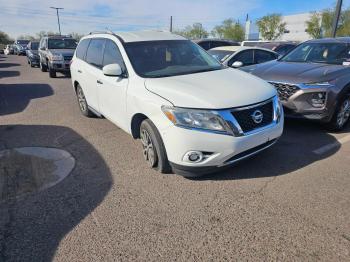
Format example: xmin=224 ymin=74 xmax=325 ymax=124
xmin=140 ymin=129 xmax=156 ymax=167
xmin=337 ymin=98 xmax=350 ymax=128
xmin=77 ymin=87 xmax=87 ymax=112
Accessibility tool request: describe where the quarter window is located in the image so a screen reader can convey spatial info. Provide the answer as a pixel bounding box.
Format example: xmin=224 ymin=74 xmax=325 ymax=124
xmin=86 ymin=39 xmax=105 ymax=68
xmin=76 ymin=39 xmax=90 ymax=60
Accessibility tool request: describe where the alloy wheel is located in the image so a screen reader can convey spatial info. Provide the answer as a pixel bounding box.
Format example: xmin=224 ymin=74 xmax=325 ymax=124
xmin=77 ymin=87 xmax=87 ymax=112
xmin=337 ymin=98 xmax=350 ymax=128
xmin=140 ymin=129 xmax=157 ymax=167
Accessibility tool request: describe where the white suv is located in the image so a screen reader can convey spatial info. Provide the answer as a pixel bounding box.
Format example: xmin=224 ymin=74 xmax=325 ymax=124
xmin=70 ymin=31 xmax=284 ymax=177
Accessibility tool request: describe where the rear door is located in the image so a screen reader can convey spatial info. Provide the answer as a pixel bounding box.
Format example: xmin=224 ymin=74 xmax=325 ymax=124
xmin=83 ymin=38 xmax=106 ymax=112
xmin=98 ymin=39 xmax=129 ymax=129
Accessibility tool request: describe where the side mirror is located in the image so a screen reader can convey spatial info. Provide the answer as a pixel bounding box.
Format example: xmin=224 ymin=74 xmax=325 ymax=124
xmin=232 ymin=61 xmax=244 ymax=68
xmin=103 ymin=63 xmax=122 ymax=77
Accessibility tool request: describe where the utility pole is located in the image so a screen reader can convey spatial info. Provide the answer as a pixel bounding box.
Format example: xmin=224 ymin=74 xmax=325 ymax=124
xmin=331 ymin=0 xmax=342 ymax=37
xmin=50 ymin=7 xmax=64 ymax=35
xmin=170 ymin=16 xmax=173 ymax=32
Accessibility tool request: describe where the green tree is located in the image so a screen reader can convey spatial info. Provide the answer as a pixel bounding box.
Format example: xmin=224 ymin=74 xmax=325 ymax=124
xmin=16 ymin=34 xmax=36 ymax=41
xmin=175 ymin=23 xmax=208 ymax=39
xmin=0 ymin=31 xmax=13 ymax=44
xmin=256 ymin=13 xmax=287 ymax=40
xmin=321 ymin=9 xmax=334 ymax=37
xmin=211 ymin=19 xmax=245 ymax=41
xmin=305 ymin=12 xmax=322 ymax=39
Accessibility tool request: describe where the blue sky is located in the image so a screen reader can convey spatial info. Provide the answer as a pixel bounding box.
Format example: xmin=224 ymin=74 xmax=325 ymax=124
xmin=1 ymin=0 xmax=350 ymax=38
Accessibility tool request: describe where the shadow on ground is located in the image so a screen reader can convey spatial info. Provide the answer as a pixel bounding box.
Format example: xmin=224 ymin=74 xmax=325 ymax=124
xmin=0 ymin=83 xmax=53 ymax=116
xmin=0 ymin=71 xmax=20 ymax=79
xmin=195 ymin=119 xmax=342 ymax=181
xmin=0 ymin=125 xmax=112 ymax=261
xmin=0 ymin=63 xmax=20 ymax=69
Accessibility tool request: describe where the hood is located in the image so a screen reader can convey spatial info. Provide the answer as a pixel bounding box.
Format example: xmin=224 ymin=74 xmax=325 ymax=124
xmin=249 ymin=60 xmax=350 ymax=84
xmin=49 ymin=49 xmax=75 ymax=56
xmin=144 ymin=68 xmax=276 ymax=109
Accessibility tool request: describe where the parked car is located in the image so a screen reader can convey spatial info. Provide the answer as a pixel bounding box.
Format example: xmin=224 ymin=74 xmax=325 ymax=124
xmin=70 ymin=31 xmax=284 ymax=177
xmin=194 ymin=39 xmax=240 ymax=50
xmin=241 ymin=41 xmax=298 ymax=56
xmin=4 ymin=44 xmax=14 ymax=55
xmin=39 ymin=35 xmax=77 ymax=78
xmin=26 ymin=41 xmax=40 ymax=67
xmin=14 ymin=40 xmax=30 ymax=55
xmin=208 ymin=46 xmax=278 ymax=68
xmin=244 ymin=37 xmax=350 ymax=130
xmin=0 ymin=44 xmax=4 ymax=54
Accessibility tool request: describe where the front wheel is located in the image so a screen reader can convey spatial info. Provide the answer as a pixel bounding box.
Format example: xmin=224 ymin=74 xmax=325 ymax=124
xmin=328 ymin=95 xmax=350 ymax=131
xmin=140 ymin=119 xmax=172 ymax=174
xmin=76 ymin=84 xmax=94 ymax=117
xmin=40 ymin=61 xmax=47 ymax=72
xmin=49 ymin=68 xmax=56 ymax=78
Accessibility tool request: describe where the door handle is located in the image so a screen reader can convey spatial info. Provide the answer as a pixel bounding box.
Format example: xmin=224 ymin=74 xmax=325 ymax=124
xmin=77 ymin=70 xmax=82 ymax=73
xmin=97 ymin=80 xmax=103 ymax=84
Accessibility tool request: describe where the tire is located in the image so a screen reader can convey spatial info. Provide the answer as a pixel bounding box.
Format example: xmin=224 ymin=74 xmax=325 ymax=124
xmin=139 ymin=119 xmax=172 ymax=174
xmin=27 ymin=60 xmax=30 ymax=64
xmin=30 ymin=61 xmax=34 ymax=67
xmin=40 ymin=61 xmax=47 ymax=72
xmin=76 ymin=84 xmax=94 ymax=117
xmin=327 ymin=94 xmax=350 ymax=131
xmin=49 ymin=68 xmax=56 ymax=78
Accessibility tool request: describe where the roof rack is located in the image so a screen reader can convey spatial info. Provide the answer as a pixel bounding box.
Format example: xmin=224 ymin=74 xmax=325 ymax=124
xmin=89 ymin=30 xmax=114 ymax=35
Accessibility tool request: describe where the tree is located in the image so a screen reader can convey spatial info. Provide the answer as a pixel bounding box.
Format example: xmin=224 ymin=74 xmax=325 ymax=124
xmin=211 ymin=19 xmax=245 ymax=41
xmin=256 ymin=14 xmax=287 ymax=40
xmin=70 ymin=32 xmax=84 ymax=41
xmin=0 ymin=31 xmax=13 ymax=44
xmin=321 ymin=9 xmax=334 ymax=37
xmin=305 ymin=12 xmax=322 ymax=38
xmin=175 ymin=23 xmax=208 ymax=39
xmin=17 ymin=34 xmax=36 ymax=41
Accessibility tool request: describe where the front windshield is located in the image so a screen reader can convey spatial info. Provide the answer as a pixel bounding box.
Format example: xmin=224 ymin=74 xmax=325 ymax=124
xmin=281 ymin=42 xmax=350 ymax=65
xmin=31 ymin=42 xmax=39 ymax=50
xmin=124 ymin=40 xmax=224 ymax=78
xmin=208 ymin=50 xmax=235 ymax=62
xmin=48 ymin=38 xmax=77 ymax=49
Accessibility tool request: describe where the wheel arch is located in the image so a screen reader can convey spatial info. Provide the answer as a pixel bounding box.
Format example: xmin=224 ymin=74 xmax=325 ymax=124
xmin=130 ymin=113 xmax=149 ymax=139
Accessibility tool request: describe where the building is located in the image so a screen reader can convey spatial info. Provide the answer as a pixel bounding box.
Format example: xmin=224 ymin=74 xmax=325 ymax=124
xmin=245 ymin=12 xmax=313 ymax=42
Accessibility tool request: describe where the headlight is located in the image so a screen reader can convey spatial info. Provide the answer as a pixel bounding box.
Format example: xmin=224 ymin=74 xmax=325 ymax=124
xmin=50 ymin=54 xmax=63 ymax=61
xmin=161 ymin=106 xmax=233 ymax=135
xmin=303 ymin=81 xmax=332 ymax=87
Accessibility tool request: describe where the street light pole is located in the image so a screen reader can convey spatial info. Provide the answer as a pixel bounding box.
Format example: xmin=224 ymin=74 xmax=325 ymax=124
xmin=331 ymin=0 xmax=343 ymax=38
xmin=50 ymin=7 xmax=64 ymax=35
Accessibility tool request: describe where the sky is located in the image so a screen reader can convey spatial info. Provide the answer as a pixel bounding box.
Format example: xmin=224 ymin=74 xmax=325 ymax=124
xmin=1 ymin=0 xmax=350 ymax=38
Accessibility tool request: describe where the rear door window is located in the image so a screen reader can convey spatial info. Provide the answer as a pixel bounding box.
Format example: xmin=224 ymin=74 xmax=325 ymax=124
xmin=85 ymin=39 xmax=105 ymax=68
xmin=76 ymin=39 xmax=90 ymax=60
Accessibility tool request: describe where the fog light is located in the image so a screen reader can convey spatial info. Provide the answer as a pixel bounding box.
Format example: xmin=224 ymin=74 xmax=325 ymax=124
xmin=184 ymin=151 xmax=204 ymax=163
xmin=310 ymin=92 xmax=326 ymax=108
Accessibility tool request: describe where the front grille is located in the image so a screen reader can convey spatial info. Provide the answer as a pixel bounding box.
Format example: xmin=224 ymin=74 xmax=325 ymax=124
xmin=231 ymin=100 xmax=274 ymax=133
xmin=64 ymin=55 xmax=73 ymax=61
xmin=269 ymin=82 xmax=299 ymax=101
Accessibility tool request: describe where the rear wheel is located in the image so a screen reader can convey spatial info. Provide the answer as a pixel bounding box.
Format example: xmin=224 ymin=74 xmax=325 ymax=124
xmin=76 ymin=84 xmax=94 ymax=117
xmin=328 ymin=95 xmax=350 ymax=131
xmin=139 ymin=119 xmax=172 ymax=174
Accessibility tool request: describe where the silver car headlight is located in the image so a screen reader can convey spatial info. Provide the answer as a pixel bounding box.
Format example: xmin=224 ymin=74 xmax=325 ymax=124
xmin=161 ymin=106 xmax=233 ymax=135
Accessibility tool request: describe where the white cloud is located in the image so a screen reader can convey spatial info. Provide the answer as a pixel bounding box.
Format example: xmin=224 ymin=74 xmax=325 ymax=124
xmin=1 ymin=0 xmax=260 ymax=38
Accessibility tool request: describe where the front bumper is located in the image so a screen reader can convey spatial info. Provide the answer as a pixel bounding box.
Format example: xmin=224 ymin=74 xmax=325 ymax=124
xmin=271 ymin=82 xmax=334 ymax=122
xmin=48 ymin=60 xmax=71 ymax=72
xmin=161 ymin=110 xmax=284 ymax=177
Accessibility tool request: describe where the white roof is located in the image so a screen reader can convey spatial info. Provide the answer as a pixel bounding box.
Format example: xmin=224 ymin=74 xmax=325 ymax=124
xmin=114 ymin=30 xmax=186 ymax=42
xmin=210 ymin=46 xmax=275 ymax=53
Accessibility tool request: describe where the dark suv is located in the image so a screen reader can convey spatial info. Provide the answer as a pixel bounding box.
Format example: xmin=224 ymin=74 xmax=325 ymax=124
xmin=244 ymin=38 xmax=350 ymax=130
xmin=38 ymin=35 xmax=77 ymax=78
